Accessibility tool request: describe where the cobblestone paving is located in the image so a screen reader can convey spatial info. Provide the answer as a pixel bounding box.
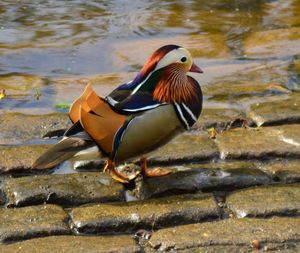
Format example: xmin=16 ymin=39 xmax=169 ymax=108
xmin=1 ymin=16 xmax=300 ymax=253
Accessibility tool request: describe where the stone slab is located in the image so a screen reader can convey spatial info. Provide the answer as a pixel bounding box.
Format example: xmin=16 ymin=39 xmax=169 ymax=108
xmin=248 ymin=93 xmax=300 ymax=126
xmin=226 ymin=184 xmax=300 ymax=218
xmin=70 ymin=194 xmax=219 ymax=234
xmin=195 ymin=107 xmax=246 ymax=131
xmin=148 ymin=217 xmax=300 ymax=251
xmin=262 ymin=159 xmax=300 ymax=183
xmin=216 ymin=124 xmax=300 ymax=159
xmin=0 ymin=235 xmax=140 ymax=253
xmin=174 ymin=243 xmax=300 ymax=253
xmin=137 ymin=161 xmax=272 ymax=199
xmin=148 ymin=132 xmax=219 ymax=165
xmin=0 ymin=112 xmax=70 ymax=145
xmin=0 ymin=145 xmax=52 ymax=173
xmin=204 ymin=81 xmax=289 ymax=102
xmin=0 ymin=204 xmax=70 ymax=243
xmin=3 ymin=172 xmax=124 ymax=207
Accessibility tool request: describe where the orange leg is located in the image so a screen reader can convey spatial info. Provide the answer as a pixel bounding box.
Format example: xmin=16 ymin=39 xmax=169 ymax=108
xmin=140 ymin=157 xmax=172 ymax=178
xmin=103 ymin=160 xmax=130 ymax=183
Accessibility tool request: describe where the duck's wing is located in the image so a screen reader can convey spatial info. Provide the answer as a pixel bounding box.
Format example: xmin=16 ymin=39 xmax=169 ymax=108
xmin=105 ymin=74 xmax=146 ymax=105
xmin=68 ymin=83 xmax=128 ymax=154
xmin=106 ymin=71 xmax=164 ymax=113
xmin=77 ymin=89 xmax=127 ymax=155
xmin=111 ymin=92 xmax=164 ymax=113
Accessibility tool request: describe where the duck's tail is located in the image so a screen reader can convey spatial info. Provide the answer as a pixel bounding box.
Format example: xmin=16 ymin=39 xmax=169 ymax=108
xmin=32 ymin=121 xmax=100 ymax=170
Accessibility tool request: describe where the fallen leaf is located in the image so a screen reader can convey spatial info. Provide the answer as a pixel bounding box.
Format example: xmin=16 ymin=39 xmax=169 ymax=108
xmin=0 ymin=89 xmax=6 ymax=100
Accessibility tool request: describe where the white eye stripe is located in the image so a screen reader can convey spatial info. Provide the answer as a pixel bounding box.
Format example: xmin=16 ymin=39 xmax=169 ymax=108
xmin=155 ymin=48 xmax=191 ymax=70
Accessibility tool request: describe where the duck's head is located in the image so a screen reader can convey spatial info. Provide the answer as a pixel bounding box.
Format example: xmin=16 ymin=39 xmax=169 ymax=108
xmin=139 ymin=44 xmax=203 ymax=78
xmin=135 ymin=45 xmax=202 ymax=103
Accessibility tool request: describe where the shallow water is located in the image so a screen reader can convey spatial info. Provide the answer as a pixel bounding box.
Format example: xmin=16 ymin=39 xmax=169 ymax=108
xmin=0 ymin=0 xmax=299 ymax=122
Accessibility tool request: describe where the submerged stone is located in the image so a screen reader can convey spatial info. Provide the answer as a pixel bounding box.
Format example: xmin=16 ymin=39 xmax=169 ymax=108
xmin=148 ymin=217 xmax=300 ymax=251
xmin=248 ymin=93 xmax=300 ymax=126
xmin=112 ymin=34 xmax=231 ymax=71
xmin=294 ymin=57 xmax=300 ymax=74
xmin=148 ymin=132 xmax=219 ymax=165
xmin=0 ymin=145 xmax=52 ymax=173
xmin=263 ymin=0 xmax=300 ymax=28
xmin=261 ymin=159 xmax=300 ymax=183
xmin=3 ymin=172 xmax=124 ymax=207
xmin=287 ymin=56 xmax=300 ymax=91
xmin=0 ymin=204 xmax=70 ymax=243
xmin=0 ymin=73 xmax=46 ymax=96
xmin=0 ymin=235 xmax=139 ymax=253
xmin=226 ymin=184 xmax=300 ymax=218
xmin=216 ymin=124 xmax=300 ymax=159
xmin=70 ymin=194 xmax=219 ymax=234
xmin=244 ymin=27 xmax=300 ymax=57
xmin=0 ymin=112 xmax=70 ymax=145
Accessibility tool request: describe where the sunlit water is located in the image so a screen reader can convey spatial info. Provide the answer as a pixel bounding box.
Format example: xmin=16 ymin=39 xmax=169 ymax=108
xmin=1 ymin=0 xmax=299 ymax=76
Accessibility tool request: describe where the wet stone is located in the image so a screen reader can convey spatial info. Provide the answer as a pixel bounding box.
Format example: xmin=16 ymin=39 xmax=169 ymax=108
xmin=0 ymin=112 xmax=70 ymax=145
xmin=148 ymin=132 xmax=219 ymax=165
xmin=204 ymin=60 xmax=290 ymax=101
xmin=0 ymin=204 xmax=70 ymax=243
xmin=70 ymin=194 xmax=219 ymax=234
xmin=3 ymin=172 xmax=124 ymax=207
xmin=0 ymin=145 xmax=52 ymax=173
xmin=167 ymin=243 xmax=300 ymax=253
xmin=226 ymin=184 xmax=300 ymax=218
xmin=262 ymin=159 xmax=300 ymax=183
xmin=0 ymin=235 xmax=139 ymax=253
xmin=248 ymin=93 xmax=300 ymax=126
xmin=148 ymin=217 xmax=300 ymax=251
xmin=195 ymin=107 xmax=246 ymax=131
xmin=244 ymin=27 xmax=300 ymax=57
xmin=216 ymin=124 xmax=300 ymax=159
xmin=137 ymin=161 xmax=271 ymax=199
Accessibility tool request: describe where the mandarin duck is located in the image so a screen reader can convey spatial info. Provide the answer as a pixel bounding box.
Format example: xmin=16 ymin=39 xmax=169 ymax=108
xmin=33 ymin=45 xmax=203 ymax=183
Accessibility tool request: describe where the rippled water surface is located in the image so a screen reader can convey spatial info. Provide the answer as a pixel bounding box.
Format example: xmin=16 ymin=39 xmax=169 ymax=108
xmin=0 ymin=0 xmax=300 ymax=112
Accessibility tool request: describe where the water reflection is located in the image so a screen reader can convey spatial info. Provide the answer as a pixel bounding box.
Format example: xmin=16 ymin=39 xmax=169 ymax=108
xmin=2 ymin=0 xmax=298 ymax=48
xmin=0 ymin=1 xmax=299 ymax=81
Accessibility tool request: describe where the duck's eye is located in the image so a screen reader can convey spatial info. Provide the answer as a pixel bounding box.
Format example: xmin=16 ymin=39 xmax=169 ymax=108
xmin=181 ymin=56 xmax=187 ymax=62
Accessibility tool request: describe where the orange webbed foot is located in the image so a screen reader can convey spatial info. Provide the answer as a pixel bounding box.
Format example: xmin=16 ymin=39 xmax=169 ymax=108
xmin=140 ymin=158 xmax=172 ymax=178
xmin=103 ymin=160 xmax=130 ymax=183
